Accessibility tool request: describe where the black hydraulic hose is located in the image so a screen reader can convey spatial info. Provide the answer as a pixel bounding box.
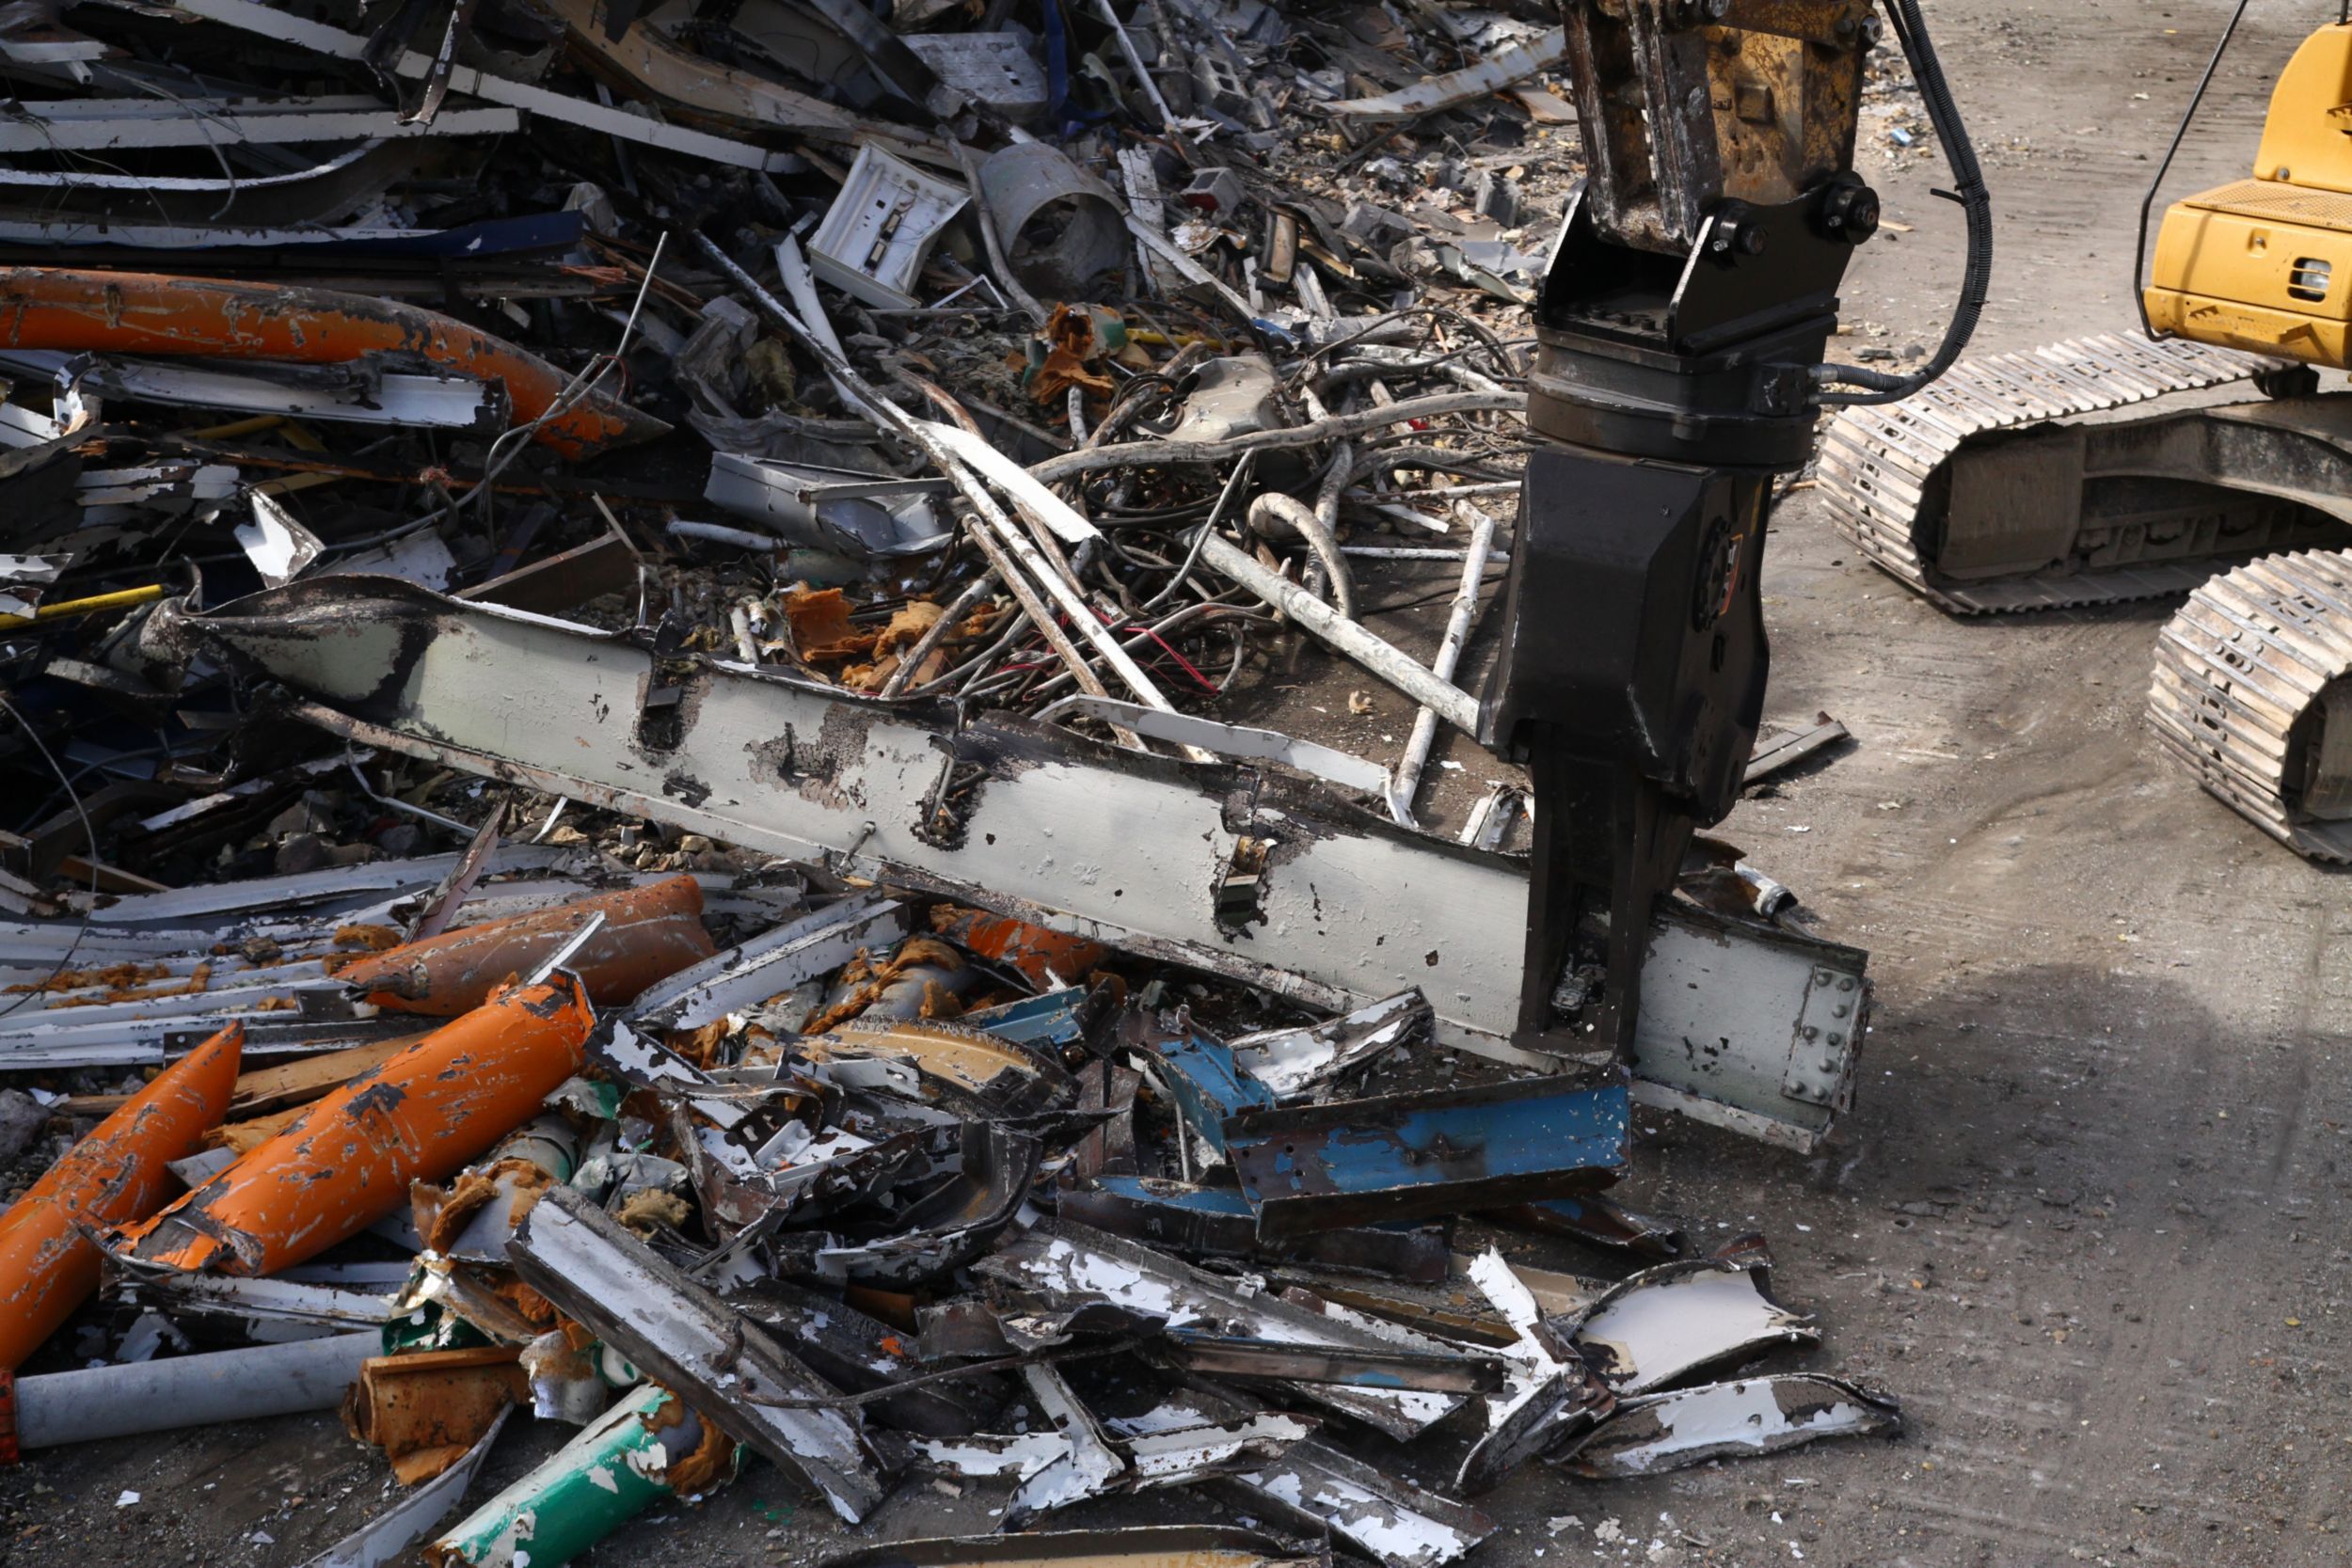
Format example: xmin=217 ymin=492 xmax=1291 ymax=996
xmin=2131 ymin=0 xmax=2252 ymax=339
xmin=1814 ymin=0 xmax=1994 ymax=405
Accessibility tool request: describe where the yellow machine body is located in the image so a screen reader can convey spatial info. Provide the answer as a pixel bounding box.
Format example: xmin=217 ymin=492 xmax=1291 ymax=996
xmin=2147 ymin=23 xmax=2352 ymax=366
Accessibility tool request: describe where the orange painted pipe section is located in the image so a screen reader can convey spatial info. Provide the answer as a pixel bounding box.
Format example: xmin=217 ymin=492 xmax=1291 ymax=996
xmin=0 ymin=268 xmax=668 ymax=459
xmin=109 ymin=975 xmax=595 ymax=1276
xmin=339 ymin=875 xmax=717 ymax=1017
xmin=0 ymin=1024 xmax=242 ymax=1370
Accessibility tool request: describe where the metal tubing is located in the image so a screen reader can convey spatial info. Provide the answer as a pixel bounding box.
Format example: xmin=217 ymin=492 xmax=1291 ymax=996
xmin=1387 ymin=502 xmax=1499 ymax=825
xmin=0 ymin=1023 xmax=240 ymax=1370
xmin=111 ymin=974 xmax=596 ymax=1275
xmin=1198 ymin=532 xmax=1481 ymax=733
xmin=10 ymin=1332 xmax=378 ymax=1449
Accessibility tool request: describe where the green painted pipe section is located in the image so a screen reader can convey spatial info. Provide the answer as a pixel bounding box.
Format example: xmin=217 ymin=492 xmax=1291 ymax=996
xmin=429 ymin=1382 xmax=728 ymax=1568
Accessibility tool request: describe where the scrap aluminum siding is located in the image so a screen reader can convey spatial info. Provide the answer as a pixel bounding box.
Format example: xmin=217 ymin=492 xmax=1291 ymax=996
xmin=177 ymin=578 xmax=1869 ymax=1149
xmin=1568 ymin=1259 xmax=1817 ymax=1395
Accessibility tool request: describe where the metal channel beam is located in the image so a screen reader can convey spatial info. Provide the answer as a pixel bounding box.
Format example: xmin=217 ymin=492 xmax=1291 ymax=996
xmin=178 ymin=578 xmax=1869 ymax=1150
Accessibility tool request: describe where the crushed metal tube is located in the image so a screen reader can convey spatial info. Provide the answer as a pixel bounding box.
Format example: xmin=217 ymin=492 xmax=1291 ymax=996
xmin=0 ymin=1 xmax=1918 ymax=1554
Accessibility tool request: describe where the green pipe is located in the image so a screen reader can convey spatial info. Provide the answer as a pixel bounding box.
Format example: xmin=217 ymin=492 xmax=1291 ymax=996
xmin=428 ymin=1382 xmax=735 ymax=1567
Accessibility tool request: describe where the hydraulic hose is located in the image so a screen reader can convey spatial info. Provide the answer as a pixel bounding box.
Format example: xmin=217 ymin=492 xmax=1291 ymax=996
xmin=1813 ymin=0 xmax=1994 ymax=405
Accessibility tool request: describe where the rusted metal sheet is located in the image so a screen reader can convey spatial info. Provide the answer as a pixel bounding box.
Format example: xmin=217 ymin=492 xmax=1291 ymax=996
xmin=0 ymin=268 xmax=666 ymax=458
xmin=342 ymin=1346 xmax=528 ymax=1483
xmin=1225 ymin=1077 xmax=1629 ymax=1243
xmin=928 ymin=904 xmax=1107 ymax=990
xmin=108 ymin=974 xmax=595 ymax=1275
xmin=0 ymin=1022 xmax=240 ymax=1370
xmin=172 ymin=578 xmax=1875 ymax=1151
xmin=339 ymin=875 xmax=716 ymax=1015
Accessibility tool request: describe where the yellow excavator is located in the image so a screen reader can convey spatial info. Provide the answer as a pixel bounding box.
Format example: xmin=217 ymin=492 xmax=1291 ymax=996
xmin=1819 ymin=13 xmax=2352 ymax=861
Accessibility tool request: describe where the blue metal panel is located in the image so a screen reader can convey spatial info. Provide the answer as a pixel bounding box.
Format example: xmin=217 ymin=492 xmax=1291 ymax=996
xmin=960 ymin=989 xmax=1093 ymax=1049
xmin=1227 ymin=1076 xmax=1630 ymax=1242
xmin=1135 ymin=1028 xmax=1276 ymax=1154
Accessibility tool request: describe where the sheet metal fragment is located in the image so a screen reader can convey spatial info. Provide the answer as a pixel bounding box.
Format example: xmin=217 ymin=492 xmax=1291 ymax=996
xmin=1567 ymin=1257 xmax=1818 ymax=1394
xmin=1553 ymin=1374 xmax=1901 ymax=1478
xmin=302 ymin=1408 xmax=511 ymax=1568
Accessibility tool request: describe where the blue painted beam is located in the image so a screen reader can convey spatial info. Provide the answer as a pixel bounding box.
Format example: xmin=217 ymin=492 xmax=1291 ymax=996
xmin=1227 ymin=1076 xmax=1630 ymax=1242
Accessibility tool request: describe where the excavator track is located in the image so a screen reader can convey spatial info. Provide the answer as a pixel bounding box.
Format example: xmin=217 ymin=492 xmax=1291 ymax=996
xmin=2150 ymin=549 xmax=2352 ymax=862
xmin=1817 ymin=334 xmax=2332 ymax=613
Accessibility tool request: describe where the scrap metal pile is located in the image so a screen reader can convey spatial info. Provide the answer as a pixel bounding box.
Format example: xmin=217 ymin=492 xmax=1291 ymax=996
xmin=0 ymin=854 xmax=1899 ymax=1568
xmin=0 ymin=0 xmax=1896 ymax=1563
xmin=0 ymin=0 xmax=1578 ymax=837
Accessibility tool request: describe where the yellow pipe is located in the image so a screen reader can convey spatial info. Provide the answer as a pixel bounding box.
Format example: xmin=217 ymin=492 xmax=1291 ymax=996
xmin=0 ymin=583 xmax=166 ymax=632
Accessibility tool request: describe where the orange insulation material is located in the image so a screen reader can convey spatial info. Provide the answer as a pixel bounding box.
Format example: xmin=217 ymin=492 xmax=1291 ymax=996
xmin=109 ymin=975 xmax=596 ymax=1276
xmin=930 ymin=904 xmax=1108 ymax=990
xmin=338 ymin=875 xmax=717 ymax=1017
xmin=0 ymin=268 xmax=668 ymax=459
xmin=0 ymin=1024 xmax=242 ymax=1370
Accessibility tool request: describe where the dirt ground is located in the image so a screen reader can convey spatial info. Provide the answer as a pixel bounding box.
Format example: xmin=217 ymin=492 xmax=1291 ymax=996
xmin=7 ymin=2 xmax=2349 ymax=1565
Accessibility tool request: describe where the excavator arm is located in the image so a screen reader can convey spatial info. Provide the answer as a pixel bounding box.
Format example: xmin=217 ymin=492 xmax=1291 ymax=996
xmin=1487 ymin=0 xmax=1986 ymax=1061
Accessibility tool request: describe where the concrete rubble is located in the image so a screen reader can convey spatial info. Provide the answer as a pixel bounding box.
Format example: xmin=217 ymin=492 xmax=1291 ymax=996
xmin=0 ymin=1 xmax=1902 ymax=1563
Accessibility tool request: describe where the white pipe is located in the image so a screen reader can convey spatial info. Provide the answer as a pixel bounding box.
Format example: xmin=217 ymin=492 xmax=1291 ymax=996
xmin=1387 ymin=502 xmax=1499 ymax=826
xmin=1197 ymin=532 xmax=1479 ymax=734
xmin=13 ymin=1331 xmax=378 ymax=1449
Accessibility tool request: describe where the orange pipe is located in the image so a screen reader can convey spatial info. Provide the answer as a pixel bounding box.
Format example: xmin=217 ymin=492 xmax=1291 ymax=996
xmin=109 ymin=975 xmax=595 ymax=1276
xmin=0 ymin=268 xmax=668 ymax=459
xmin=338 ymin=875 xmax=717 ymax=1017
xmin=0 ymin=1024 xmax=242 ymax=1370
